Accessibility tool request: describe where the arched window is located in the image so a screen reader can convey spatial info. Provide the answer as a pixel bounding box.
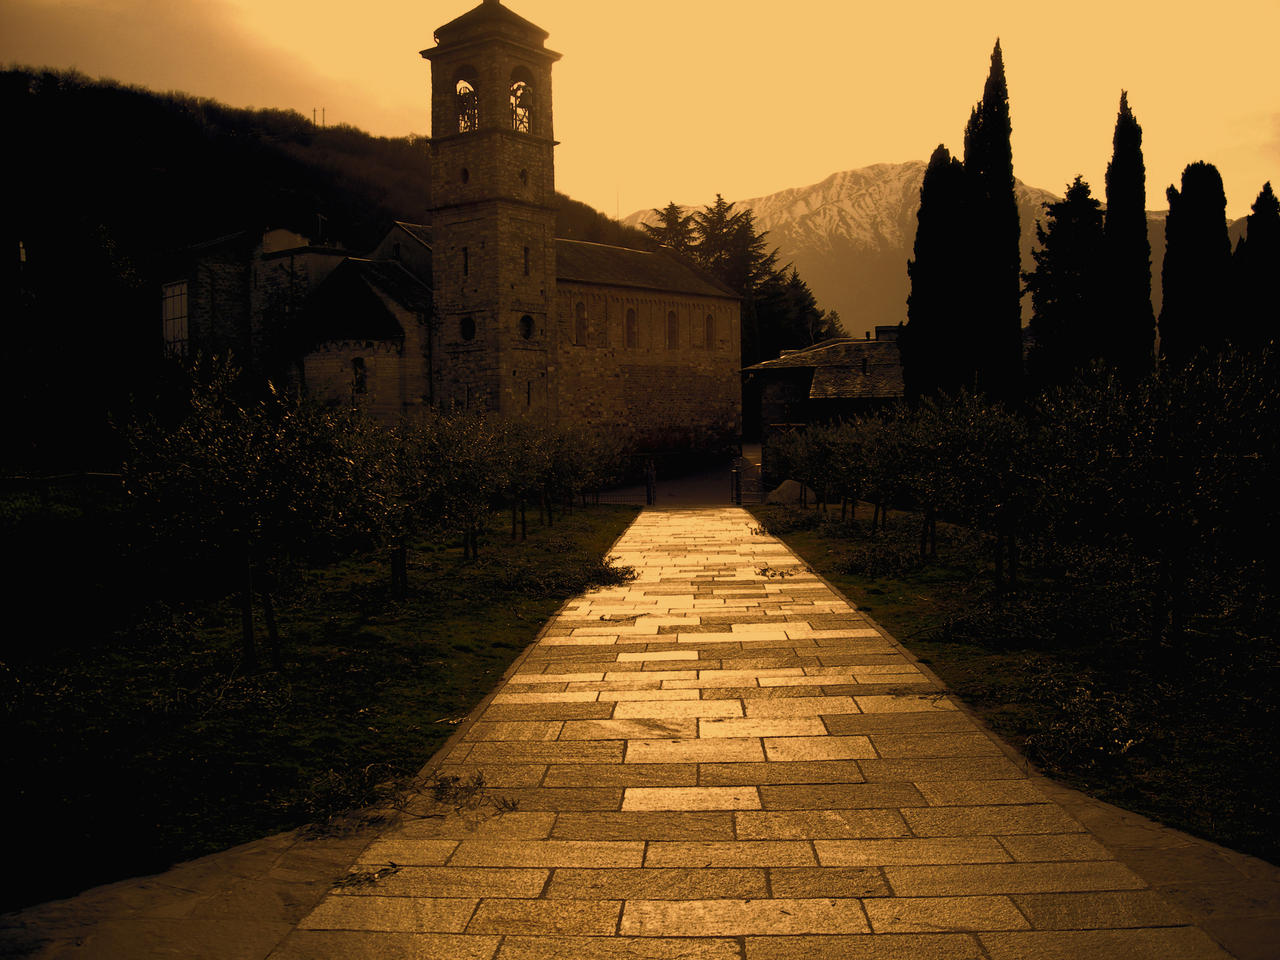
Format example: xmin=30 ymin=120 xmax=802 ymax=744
xmin=510 ymin=67 xmax=534 ymax=133
xmin=625 ymin=308 xmax=638 ymax=349
xmin=575 ymin=302 xmax=588 ymax=346
xmin=519 ymin=315 xmax=534 ymax=340
xmin=455 ymin=77 xmax=478 ymax=132
xmin=459 ymin=315 xmax=476 ymax=341
xmin=704 ymin=314 xmax=715 ymax=349
xmin=667 ymin=311 xmax=679 ymax=349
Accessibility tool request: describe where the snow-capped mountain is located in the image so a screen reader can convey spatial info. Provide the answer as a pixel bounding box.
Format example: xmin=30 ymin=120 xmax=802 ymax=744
xmin=623 ymin=162 xmax=1075 ymax=334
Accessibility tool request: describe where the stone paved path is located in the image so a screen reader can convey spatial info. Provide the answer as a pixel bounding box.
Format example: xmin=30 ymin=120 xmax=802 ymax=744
xmin=267 ymin=508 xmax=1237 ymax=959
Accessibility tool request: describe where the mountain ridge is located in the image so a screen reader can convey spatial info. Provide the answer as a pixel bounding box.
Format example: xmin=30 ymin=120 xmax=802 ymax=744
xmin=623 ymin=161 xmax=1198 ymax=335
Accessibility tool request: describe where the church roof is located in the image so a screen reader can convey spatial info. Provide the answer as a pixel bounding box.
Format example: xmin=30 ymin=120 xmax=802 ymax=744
xmin=745 ymin=338 xmax=904 ymax=400
xmin=432 ymin=0 xmax=550 ymax=47
xmin=555 ymin=240 xmax=738 ymax=300
xmin=303 ymin=259 xmax=431 ymax=346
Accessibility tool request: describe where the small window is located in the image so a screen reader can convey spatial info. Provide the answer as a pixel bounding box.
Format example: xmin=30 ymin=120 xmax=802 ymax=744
xmin=575 ymin=302 xmax=588 ymax=346
xmin=460 ymin=315 xmax=476 ymax=341
xmin=704 ymin=314 xmax=715 ymax=349
xmin=625 ymin=308 xmax=638 ymax=349
xmin=462 ymin=246 xmax=469 ymax=277
xmin=523 ymin=246 xmax=530 ymax=276
xmin=519 ymin=314 xmax=534 ymax=339
xmin=161 ymin=281 xmax=189 ymax=357
xmin=861 ymin=357 xmax=869 ymax=375
xmin=352 ymin=357 xmax=367 ymax=395
xmin=666 ymin=311 xmax=679 ymax=349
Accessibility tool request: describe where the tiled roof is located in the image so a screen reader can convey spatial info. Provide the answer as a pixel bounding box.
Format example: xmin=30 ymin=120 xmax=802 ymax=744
xmin=555 ymin=240 xmax=738 ymax=299
xmin=745 ymin=338 xmax=904 ymax=401
xmin=432 ymin=0 xmax=550 ymax=46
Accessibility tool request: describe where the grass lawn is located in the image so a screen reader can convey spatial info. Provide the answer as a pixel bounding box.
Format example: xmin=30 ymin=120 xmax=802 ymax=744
xmin=3 ymin=501 xmax=639 ymax=912
xmin=748 ymin=501 xmax=1279 ymax=867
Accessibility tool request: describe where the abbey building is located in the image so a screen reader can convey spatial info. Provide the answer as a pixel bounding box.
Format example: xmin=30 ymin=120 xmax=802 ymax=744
xmin=164 ymin=0 xmax=742 ymax=452
xmin=416 ymin=0 xmax=741 ymax=447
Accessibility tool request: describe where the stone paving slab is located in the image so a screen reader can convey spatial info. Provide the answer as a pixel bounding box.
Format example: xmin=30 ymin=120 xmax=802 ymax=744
xmin=7 ymin=507 xmax=1276 ymax=959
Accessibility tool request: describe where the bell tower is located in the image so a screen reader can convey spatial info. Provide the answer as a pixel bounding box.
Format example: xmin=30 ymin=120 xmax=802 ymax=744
xmin=422 ymin=0 xmax=561 ymax=418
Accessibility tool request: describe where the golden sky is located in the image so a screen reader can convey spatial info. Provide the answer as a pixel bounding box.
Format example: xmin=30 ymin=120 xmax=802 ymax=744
xmin=3 ymin=0 xmax=1276 ymax=219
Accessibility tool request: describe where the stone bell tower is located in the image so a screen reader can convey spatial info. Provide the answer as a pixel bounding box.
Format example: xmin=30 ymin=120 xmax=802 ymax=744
xmin=422 ymin=0 xmax=561 ymax=418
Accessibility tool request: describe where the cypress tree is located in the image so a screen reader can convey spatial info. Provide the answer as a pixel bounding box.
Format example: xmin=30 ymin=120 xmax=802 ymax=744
xmin=962 ymin=40 xmax=1023 ymax=402
xmin=1232 ymin=182 xmax=1280 ymax=349
xmin=1159 ymin=162 xmax=1232 ymax=367
xmin=1024 ymin=176 xmax=1105 ymax=391
xmin=903 ymin=144 xmax=971 ymax=399
xmin=1103 ymin=91 xmax=1155 ymax=379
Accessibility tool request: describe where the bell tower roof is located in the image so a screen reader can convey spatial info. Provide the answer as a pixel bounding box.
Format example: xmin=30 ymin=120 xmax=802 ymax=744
xmin=425 ymin=0 xmax=554 ymax=54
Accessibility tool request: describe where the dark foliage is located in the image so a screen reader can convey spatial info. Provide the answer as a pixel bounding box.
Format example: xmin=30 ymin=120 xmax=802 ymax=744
xmin=683 ymin=194 xmax=840 ymax=368
xmin=1024 ymin=176 xmax=1106 ymax=391
xmin=641 ymin=201 xmax=697 ymax=256
xmin=1159 ymin=162 xmax=1232 ymax=366
xmin=962 ymin=40 xmax=1024 ymax=402
xmin=1102 ymin=91 xmax=1156 ymax=379
xmin=902 ymin=144 xmax=972 ymax=399
xmin=1232 ymin=181 xmax=1280 ymax=348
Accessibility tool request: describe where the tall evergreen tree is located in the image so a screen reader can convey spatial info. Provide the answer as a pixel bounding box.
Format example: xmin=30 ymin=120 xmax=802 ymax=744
xmin=1159 ymin=162 xmax=1232 ymax=366
xmin=642 ymin=201 xmax=696 ymax=257
xmin=902 ymin=144 xmax=972 ymax=400
xmin=962 ymin=40 xmax=1023 ymax=402
xmin=1103 ymin=91 xmax=1155 ymax=379
xmin=1232 ymin=182 xmax=1280 ymax=349
xmin=1024 ymin=176 xmax=1106 ymax=391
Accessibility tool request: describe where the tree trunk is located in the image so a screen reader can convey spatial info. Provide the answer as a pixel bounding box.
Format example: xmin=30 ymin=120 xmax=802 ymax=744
xmin=390 ymin=539 xmax=408 ymax=599
xmin=994 ymin=530 xmax=1006 ymax=589
xmin=262 ymin=587 xmax=282 ymax=672
xmin=240 ymin=546 xmax=257 ymax=672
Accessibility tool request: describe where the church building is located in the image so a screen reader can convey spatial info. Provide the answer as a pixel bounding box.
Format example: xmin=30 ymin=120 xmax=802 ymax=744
xmin=166 ymin=0 xmax=742 ymax=452
xmin=416 ymin=0 xmax=742 ymax=449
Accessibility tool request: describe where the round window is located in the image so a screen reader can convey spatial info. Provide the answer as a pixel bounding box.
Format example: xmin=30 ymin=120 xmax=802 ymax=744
xmin=459 ymin=316 xmax=476 ymax=341
xmin=519 ymin=315 xmax=534 ymax=339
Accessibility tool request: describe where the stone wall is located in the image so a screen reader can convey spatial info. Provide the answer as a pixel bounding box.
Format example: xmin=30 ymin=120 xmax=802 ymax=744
xmin=555 ymin=282 xmax=741 ymax=450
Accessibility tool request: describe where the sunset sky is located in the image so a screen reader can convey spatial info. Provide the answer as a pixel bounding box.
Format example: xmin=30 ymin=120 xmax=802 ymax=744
xmin=3 ymin=0 xmax=1277 ymax=220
